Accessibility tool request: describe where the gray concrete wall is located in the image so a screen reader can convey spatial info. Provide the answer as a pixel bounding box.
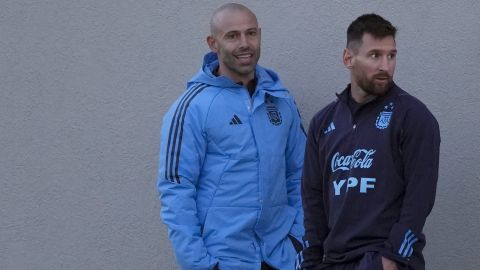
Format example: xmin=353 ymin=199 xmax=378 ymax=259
xmin=1 ymin=1 xmax=478 ymax=269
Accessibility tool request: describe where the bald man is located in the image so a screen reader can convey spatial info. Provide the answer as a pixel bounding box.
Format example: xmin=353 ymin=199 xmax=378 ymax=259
xmin=158 ymin=3 xmax=305 ymax=270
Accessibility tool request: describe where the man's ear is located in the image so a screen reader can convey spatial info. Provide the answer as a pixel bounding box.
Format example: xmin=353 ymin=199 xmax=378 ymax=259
xmin=343 ymin=48 xmax=354 ymax=69
xmin=207 ymin=35 xmax=218 ymax=52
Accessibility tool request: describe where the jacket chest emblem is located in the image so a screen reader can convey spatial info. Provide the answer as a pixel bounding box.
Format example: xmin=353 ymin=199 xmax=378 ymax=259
xmin=375 ymin=102 xmax=394 ymax=129
xmin=265 ymin=97 xmax=282 ymax=126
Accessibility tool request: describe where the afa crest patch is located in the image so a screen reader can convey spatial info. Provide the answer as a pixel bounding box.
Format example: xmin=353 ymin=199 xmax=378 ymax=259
xmin=375 ymin=102 xmax=394 ymax=129
xmin=376 ymin=112 xmax=392 ymax=129
xmin=267 ymin=105 xmax=282 ymax=125
xmin=265 ymin=95 xmax=282 ymax=126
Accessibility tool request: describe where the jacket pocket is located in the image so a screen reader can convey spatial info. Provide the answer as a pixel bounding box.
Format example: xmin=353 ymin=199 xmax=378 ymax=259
xmin=288 ymin=234 xmax=303 ymax=253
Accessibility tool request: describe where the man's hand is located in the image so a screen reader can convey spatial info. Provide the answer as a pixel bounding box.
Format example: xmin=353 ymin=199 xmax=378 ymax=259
xmin=381 ymin=256 xmax=399 ymax=270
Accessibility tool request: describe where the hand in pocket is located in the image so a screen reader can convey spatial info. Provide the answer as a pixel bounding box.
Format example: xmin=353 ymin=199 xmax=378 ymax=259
xmin=381 ymin=256 xmax=399 ymax=270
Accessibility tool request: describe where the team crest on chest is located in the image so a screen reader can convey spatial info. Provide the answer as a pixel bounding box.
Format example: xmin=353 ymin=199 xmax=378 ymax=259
xmin=375 ymin=102 xmax=394 ymax=129
xmin=265 ymin=95 xmax=282 ymax=126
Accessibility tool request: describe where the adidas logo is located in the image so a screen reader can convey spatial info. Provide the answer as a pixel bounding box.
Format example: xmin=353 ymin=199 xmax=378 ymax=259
xmin=229 ymin=114 xmax=243 ymax=125
xmin=324 ymin=122 xmax=335 ymax=134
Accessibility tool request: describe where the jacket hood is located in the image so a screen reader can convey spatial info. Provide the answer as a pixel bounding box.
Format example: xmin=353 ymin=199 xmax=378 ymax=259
xmin=188 ymin=52 xmax=288 ymax=96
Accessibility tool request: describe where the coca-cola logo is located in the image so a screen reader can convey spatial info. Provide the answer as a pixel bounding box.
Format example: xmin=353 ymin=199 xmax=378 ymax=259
xmin=331 ymin=149 xmax=376 ymax=172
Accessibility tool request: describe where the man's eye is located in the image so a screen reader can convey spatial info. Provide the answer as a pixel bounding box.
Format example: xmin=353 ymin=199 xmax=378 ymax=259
xmin=370 ymin=53 xmax=378 ymax=59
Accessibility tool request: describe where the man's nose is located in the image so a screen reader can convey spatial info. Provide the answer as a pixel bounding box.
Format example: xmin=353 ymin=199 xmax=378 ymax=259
xmin=379 ymin=56 xmax=389 ymax=71
xmin=239 ymin=34 xmax=248 ymax=48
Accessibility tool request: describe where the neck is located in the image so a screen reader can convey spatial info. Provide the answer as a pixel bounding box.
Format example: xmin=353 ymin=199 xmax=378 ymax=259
xmin=217 ymin=67 xmax=254 ymax=86
xmin=350 ymin=82 xmax=376 ymax=104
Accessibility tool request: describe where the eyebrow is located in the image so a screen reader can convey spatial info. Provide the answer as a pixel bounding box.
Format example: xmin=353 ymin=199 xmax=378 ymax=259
xmin=224 ymin=27 xmax=258 ymax=33
xmin=368 ymin=49 xmax=397 ymax=53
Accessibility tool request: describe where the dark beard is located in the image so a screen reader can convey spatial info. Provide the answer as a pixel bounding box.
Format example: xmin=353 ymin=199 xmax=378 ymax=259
xmin=358 ymin=76 xmax=393 ymax=96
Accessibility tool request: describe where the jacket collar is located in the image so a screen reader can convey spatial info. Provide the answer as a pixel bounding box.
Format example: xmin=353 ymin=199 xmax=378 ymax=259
xmin=336 ymin=82 xmax=398 ymax=106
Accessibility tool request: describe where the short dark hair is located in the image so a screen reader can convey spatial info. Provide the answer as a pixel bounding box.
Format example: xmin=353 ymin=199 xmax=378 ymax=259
xmin=347 ymin=13 xmax=397 ymax=51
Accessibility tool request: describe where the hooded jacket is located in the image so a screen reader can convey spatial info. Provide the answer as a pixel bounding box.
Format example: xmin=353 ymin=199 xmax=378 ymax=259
xmin=158 ymin=52 xmax=306 ymax=270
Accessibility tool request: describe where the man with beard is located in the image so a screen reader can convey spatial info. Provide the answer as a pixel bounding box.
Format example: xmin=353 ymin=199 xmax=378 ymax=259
xmin=300 ymin=14 xmax=440 ymax=270
xmin=158 ymin=3 xmax=305 ymax=270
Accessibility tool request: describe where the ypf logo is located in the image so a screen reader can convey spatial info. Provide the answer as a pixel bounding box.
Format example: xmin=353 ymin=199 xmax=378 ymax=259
xmin=333 ymin=177 xmax=376 ymax=196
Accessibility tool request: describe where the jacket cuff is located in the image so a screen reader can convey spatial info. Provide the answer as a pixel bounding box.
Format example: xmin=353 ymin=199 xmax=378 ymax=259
xmin=381 ymin=223 xmax=425 ymax=265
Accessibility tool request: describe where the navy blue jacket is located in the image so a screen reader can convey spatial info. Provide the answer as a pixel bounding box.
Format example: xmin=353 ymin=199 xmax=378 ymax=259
xmin=301 ymin=83 xmax=440 ymax=270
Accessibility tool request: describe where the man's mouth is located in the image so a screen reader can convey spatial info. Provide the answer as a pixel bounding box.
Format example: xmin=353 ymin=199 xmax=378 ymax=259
xmin=374 ymin=74 xmax=390 ymax=81
xmin=236 ymin=53 xmax=253 ymax=64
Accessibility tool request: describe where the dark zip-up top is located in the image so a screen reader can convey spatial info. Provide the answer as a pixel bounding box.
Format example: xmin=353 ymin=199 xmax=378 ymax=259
xmin=301 ymin=83 xmax=440 ymax=270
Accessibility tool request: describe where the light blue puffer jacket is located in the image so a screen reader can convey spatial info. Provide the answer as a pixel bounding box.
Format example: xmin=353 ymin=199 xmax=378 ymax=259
xmin=158 ymin=52 xmax=306 ymax=270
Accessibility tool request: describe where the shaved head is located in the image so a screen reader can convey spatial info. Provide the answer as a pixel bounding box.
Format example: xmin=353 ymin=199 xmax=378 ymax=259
xmin=210 ymin=3 xmax=258 ymax=36
xmin=206 ymin=3 xmax=261 ymax=86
